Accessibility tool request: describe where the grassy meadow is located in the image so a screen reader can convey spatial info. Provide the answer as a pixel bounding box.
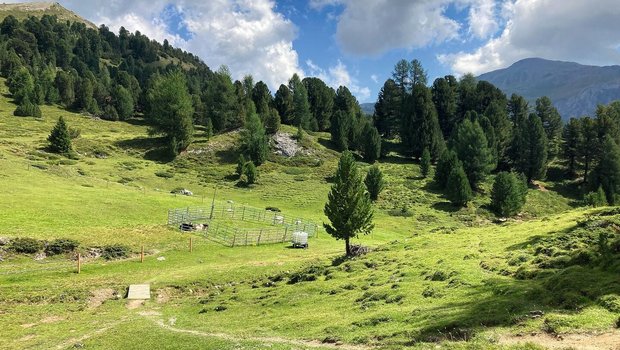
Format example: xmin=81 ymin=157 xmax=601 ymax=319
xmin=0 ymin=78 xmax=619 ymax=349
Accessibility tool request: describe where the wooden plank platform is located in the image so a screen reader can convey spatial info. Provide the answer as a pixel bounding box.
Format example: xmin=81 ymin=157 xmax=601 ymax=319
xmin=127 ymin=284 xmax=150 ymax=300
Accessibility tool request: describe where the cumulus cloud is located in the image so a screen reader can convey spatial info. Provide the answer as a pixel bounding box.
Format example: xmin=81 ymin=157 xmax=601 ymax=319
xmin=466 ymin=0 xmax=499 ymax=39
xmin=15 ymin=0 xmax=304 ymax=91
xmin=332 ymin=0 xmax=461 ymax=56
xmin=440 ymin=0 xmax=620 ymax=75
xmin=306 ymin=59 xmax=371 ymax=102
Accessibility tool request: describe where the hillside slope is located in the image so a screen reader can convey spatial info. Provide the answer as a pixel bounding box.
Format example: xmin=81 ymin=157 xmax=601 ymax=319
xmin=0 ymin=2 xmax=96 ymax=28
xmin=478 ymin=58 xmax=620 ymax=119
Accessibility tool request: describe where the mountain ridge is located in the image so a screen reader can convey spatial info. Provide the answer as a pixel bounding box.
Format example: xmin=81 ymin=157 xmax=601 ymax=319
xmin=478 ymin=57 xmax=620 ymax=119
xmin=0 ymin=2 xmax=96 ymax=28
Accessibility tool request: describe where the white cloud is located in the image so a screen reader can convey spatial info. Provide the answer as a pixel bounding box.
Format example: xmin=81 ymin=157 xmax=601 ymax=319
xmin=440 ymin=0 xmax=620 ymax=75
xmin=17 ymin=0 xmax=304 ymax=91
xmin=331 ymin=0 xmax=461 ymax=56
xmin=306 ymin=59 xmax=371 ymax=102
xmin=370 ymin=74 xmax=379 ymax=83
xmin=466 ymin=0 xmax=499 ymax=39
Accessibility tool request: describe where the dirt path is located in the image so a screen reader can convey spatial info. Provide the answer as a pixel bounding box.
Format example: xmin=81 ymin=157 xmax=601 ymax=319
xmin=142 ymin=313 xmax=370 ymax=350
xmin=498 ymin=331 xmax=620 ymax=350
xmin=54 ymin=317 xmax=129 ymax=350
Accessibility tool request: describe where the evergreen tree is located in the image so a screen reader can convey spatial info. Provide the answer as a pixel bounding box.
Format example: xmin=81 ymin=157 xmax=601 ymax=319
xmin=513 ymin=113 xmax=548 ymax=182
xmin=236 ymin=154 xmax=246 ymax=178
xmin=112 ymin=85 xmax=134 ymax=120
xmin=451 ymin=118 xmax=494 ymax=189
xmin=146 ymin=71 xmax=194 ymax=156
xmin=577 ymin=116 xmax=599 ymax=183
xmin=361 ymin=123 xmax=381 ymax=163
xmin=14 ymin=96 xmax=41 ymax=117
xmin=508 ymin=94 xmax=529 ymax=126
xmin=364 ymin=165 xmax=385 ymax=201
xmin=491 ymin=172 xmax=527 ymax=217
xmin=101 ymin=104 xmax=119 ymax=121
xmin=7 ymin=66 xmax=34 ymax=104
xmin=434 ymin=148 xmax=459 ymax=189
xmin=244 ymin=161 xmax=258 ymax=185
xmin=240 ymin=113 xmax=268 ymax=165
xmin=589 ymin=135 xmax=620 ymax=205
xmin=205 ymin=66 xmax=239 ymax=132
xmin=535 ymin=96 xmax=562 ymax=159
xmin=289 ymin=74 xmax=312 ymax=129
xmin=47 ymin=116 xmax=71 ymax=154
xmin=251 ymin=81 xmax=272 ymax=121
xmin=420 ymin=148 xmax=431 ymax=178
xmin=324 ymin=151 xmax=374 ymax=256
xmin=457 ymin=73 xmax=478 ymax=119
xmin=432 ymin=75 xmax=458 ymax=138
xmin=562 ymin=117 xmax=582 ymax=177
xmin=304 ymin=77 xmax=334 ymax=131
xmin=273 ymin=84 xmax=294 ymax=125
xmin=484 ymin=100 xmax=512 ymax=164
xmin=584 ymin=186 xmax=608 ymax=207
xmin=446 ymin=162 xmax=473 ymax=206
xmin=264 ymin=108 xmax=281 ymax=135
xmin=55 ymin=70 xmax=75 ymax=108
xmin=411 ymin=84 xmax=444 ymax=158
xmin=373 ymin=79 xmax=400 ymax=138
xmin=330 ymin=110 xmax=350 ymax=151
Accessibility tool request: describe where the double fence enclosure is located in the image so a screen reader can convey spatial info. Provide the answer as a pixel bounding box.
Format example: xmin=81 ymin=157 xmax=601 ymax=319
xmin=167 ymin=202 xmax=319 ymax=247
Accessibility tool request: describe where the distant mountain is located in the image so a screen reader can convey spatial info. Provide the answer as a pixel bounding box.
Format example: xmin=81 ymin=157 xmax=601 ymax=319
xmin=0 ymin=2 xmax=96 ymax=29
xmin=360 ymin=102 xmax=374 ymax=116
xmin=478 ymin=58 xmax=620 ymax=119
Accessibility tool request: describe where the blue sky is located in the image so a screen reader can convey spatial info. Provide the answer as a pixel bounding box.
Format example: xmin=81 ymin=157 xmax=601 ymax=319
xmin=9 ymin=0 xmax=620 ymax=103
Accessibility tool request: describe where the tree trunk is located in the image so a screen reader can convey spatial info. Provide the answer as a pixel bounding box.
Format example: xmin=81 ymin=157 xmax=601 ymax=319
xmin=345 ymin=237 xmax=351 ymax=256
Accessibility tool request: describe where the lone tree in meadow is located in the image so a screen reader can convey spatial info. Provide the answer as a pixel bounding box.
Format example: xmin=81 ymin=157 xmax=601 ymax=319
xmin=324 ymin=151 xmax=374 ymax=256
xmin=420 ymin=148 xmax=431 ymax=178
xmin=48 ymin=116 xmax=72 ymax=154
xmin=240 ymin=113 xmax=268 ymax=165
xmin=244 ymin=161 xmax=258 ymax=185
xmin=491 ymin=172 xmax=527 ymax=217
xmin=146 ymin=71 xmax=194 ymax=156
xmin=364 ymin=165 xmax=385 ymax=201
xmin=446 ymin=161 xmax=473 ymax=206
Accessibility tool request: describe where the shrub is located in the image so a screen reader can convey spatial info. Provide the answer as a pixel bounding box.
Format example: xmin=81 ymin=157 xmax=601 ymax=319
xmin=265 ymin=206 xmax=281 ymax=212
xmin=155 ymin=171 xmax=174 ymax=178
xmin=11 ymin=237 xmax=44 ymax=254
xmin=584 ymin=186 xmax=607 ymax=207
xmin=598 ymin=294 xmax=620 ymax=312
xmin=244 ymin=162 xmax=258 ymax=184
xmin=446 ymin=162 xmax=473 ymax=206
xmin=101 ymin=244 xmax=131 ymax=260
xmin=45 ymin=238 xmax=79 ymax=255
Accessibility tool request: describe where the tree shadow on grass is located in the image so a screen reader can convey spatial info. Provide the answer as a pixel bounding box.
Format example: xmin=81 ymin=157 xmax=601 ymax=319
xmin=114 ymin=136 xmax=174 ymax=163
xmin=546 ymin=181 xmax=583 ymax=207
xmin=431 ymin=201 xmax=461 ymax=213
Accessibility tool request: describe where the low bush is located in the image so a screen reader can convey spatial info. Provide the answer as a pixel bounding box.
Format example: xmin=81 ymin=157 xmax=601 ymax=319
xmin=155 ymin=171 xmax=174 ymax=178
xmin=101 ymin=244 xmax=131 ymax=260
xmin=11 ymin=238 xmax=44 ymax=254
xmin=45 ymin=238 xmax=79 ymax=255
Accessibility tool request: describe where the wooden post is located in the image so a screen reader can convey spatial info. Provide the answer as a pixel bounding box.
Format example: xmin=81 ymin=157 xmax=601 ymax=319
xmin=189 ymin=237 xmax=193 ymax=253
xmin=257 ymin=229 xmax=263 ymax=246
xmin=77 ymin=253 xmax=81 ymax=274
xmin=282 ymin=226 xmax=288 ymax=242
xmin=241 ymin=206 xmax=245 ymax=221
xmin=141 ymin=245 xmax=144 ymax=263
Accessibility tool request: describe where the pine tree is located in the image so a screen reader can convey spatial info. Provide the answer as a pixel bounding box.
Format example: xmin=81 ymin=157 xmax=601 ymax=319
xmin=48 ymin=116 xmax=72 ymax=154
xmin=244 ymin=162 xmax=258 ymax=185
xmin=446 ymin=162 xmax=473 ymax=206
xmin=562 ymin=117 xmax=582 ymax=177
xmin=146 ymin=71 xmax=194 ymax=156
xmin=513 ymin=113 xmax=548 ymax=183
xmin=264 ymin=108 xmax=281 ymax=135
xmin=362 ymin=123 xmax=381 ymax=163
xmin=324 ymin=151 xmax=374 ymax=256
xmin=273 ymin=84 xmax=294 ymax=125
xmin=420 ymin=148 xmax=431 ymax=178
xmin=289 ymin=74 xmax=312 ymax=129
xmin=236 ymin=154 xmax=246 ymax=178
xmin=373 ymin=79 xmax=400 ymax=138
xmin=330 ymin=110 xmax=350 ymax=151
xmin=589 ymin=135 xmax=620 ymax=205
xmin=451 ymin=118 xmax=494 ymax=189
xmin=584 ymin=186 xmax=607 ymax=207
xmin=240 ymin=113 xmax=268 ymax=165
xmin=536 ymin=96 xmax=562 ymax=159
xmin=112 ymin=85 xmax=134 ymax=120
xmin=411 ymin=84 xmax=444 ymax=158
xmin=364 ymin=165 xmax=385 ymax=201
xmin=432 ymin=75 xmax=458 ymax=138
xmin=434 ymin=148 xmax=459 ymax=189
xmin=491 ymin=172 xmax=527 ymax=217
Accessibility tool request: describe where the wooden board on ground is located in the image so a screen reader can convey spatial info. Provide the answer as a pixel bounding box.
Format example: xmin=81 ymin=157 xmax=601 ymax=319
xmin=127 ymin=284 xmax=150 ymax=300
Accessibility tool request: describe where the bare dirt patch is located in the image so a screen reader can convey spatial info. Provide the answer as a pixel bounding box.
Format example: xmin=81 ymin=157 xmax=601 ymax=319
xmin=41 ymin=316 xmax=65 ymax=324
xmin=126 ymin=299 xmax=144 ymax=309
xmin=156 ymin=287 xmax=174 ymax=304
xmin=498 ymin=330 xmax=620 ymax=350
xmin=87 ymin=288 xmax=116 ymax=309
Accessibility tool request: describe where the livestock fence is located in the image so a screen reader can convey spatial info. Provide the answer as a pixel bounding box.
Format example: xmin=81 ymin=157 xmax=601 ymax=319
xmin=167 ymin=202 xmax=319 ymax=247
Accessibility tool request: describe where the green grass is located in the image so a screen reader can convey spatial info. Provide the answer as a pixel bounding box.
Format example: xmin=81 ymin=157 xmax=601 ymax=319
xmin=0 ymin=81 xmax=618 ymax=349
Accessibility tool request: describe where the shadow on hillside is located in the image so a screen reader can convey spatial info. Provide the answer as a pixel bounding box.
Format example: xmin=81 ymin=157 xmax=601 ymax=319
xmin=317 ymin=138 xmax=340 ymax=153
xmin=124 ymin=117 xmax=150 ymax=127
xmin=431 ymin=201 xmax=461 ymax=213
xmin=379 ymin=154 xmax=415 ymax=165
xmin=114 ymin=136 xmax=174 ymax=163
xmin=546 ymin=181 xmax=582 ymax=207
xmin=215 ymin=149 xmax=238 ymax=164
xmin=403 ymin=218 xmax=620 ymax=345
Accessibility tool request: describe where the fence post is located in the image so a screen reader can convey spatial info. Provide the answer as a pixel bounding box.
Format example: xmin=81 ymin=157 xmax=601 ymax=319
xmin=258 ymin=229 xmax=263 ymax=245
xmin=141 ymin=245 xmax=144 ymax=263
xmin=244 ymin=230 xmax=248 ymax=245
xmin=77 ymin=253 xmax=81 ymax=274
xmin=232 ymin=233 xmax=236 ymax=248
xmin=242 ymin=206 xmax=246 ymax=221
xmin=282 ymin=226 xmax=288 ymax=242
xmin=189 ymin=237 xmax=193 ymax=253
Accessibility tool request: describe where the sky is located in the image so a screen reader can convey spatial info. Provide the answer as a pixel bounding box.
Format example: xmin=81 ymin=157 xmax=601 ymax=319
xmin=8 ymin=0 xmax=620 ymax=103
